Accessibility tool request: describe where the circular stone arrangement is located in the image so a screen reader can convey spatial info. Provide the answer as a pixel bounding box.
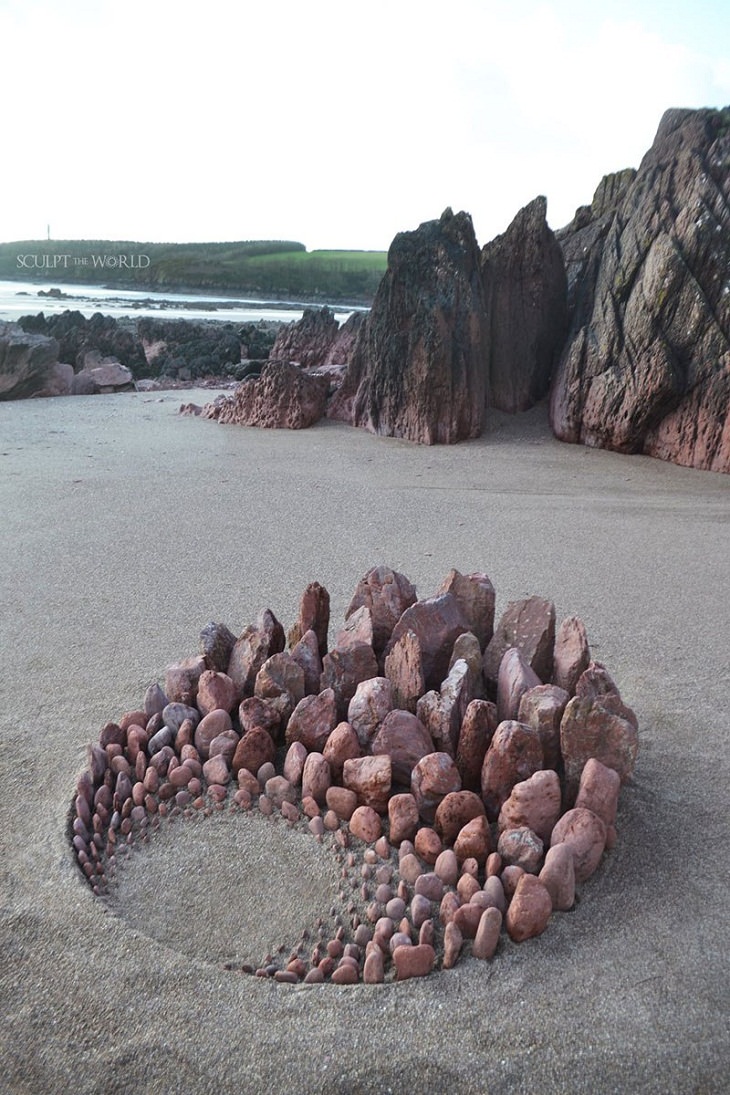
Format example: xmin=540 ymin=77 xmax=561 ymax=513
xmin=69 ymin=565 xmax=639 ymax=984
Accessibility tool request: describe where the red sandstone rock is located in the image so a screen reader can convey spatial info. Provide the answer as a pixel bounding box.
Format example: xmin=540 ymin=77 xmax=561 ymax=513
xmin=383 ymin=629 xmax=425 ymax=714
xmin=387 ymin=793 xmax=420 ymax=844
xmin=440 ymin=891 xmax=461 ymax=927
xmin=385 ymin=593 xmax=471 ymax=692
xmin=194 ymin=709 xmax=234 ymax=760
xmin=237 ymin=696 xmax=281 ymax=738
xmin=393 ymin=943 xmax=435 ymax=980
xmin=227 ymin=610 xmax=285 ymax=699
xmin=443 ymin=921 xmax=464 ymax=969
xmin=456 ymin=699 xmax=498 ymax=792
xmin=231 ymin=727 xmax=276 ymax=777
xmin=322 ymin=721 xmax=360 ymax=779
xmin=411 ymin=752 xmax=462 ymax=824
xmin=501 ymin=865 xmax=525 ymax=897
xmin=254 ymin=652 xmax=305 ymax=727
xmin=539 ymin=843 xmax=575 ymax=910
xmin=505 ymin=874 xmax=553 ymax=942
xmin=551 ymin=807 xmax=607 ymax=882
xmin=325 ymin=786 xmax=358 ymax=821
xmin=195 ymin=670 xmax=236 ymax=716
xmin=289 ymin=629 xmax=323 ymax=695
xmin=164 ymin=656 xmax=206 ymax=705
xmin=560 ymin=695 xmax=639 ymax=803
xmin=320 ymin=642 xmax=380 ymax=720
xmin=482 ymin=875 xmax=507 ymax=914
xmin=414 ymin=827 xmax=443 ymax=866
xmin=575 ymin=757 xmax=621 ymax=827
xmin=264 ymin=775 xmax=297 ymax=808
xmin=436 ymin=570 xmax=496 ymax=651
xmin=497 ymin=826 xmax=544 ymax=873
xmin=472 ymin=906 xmax=502 ymax=960
xmin=349 ymin=805 xmax=383 ymax=844
xmin=371 ymin=709 xmax=434 ymax=786
xmin=399 ymin=852 xmax=425 ymax=884
xmin=212 ymin=361 xmax=329 ymax=430
xmin=347 ymin=676 xmax=394 ymax=749
xmin=285 ymin=688 xmax=338 ymax=751
xmin=483 ymin=596 xmax=556 ymax=688
xmin=363 ymin=947 xmax=385 ymax=984
xmin=417 ymin=658 xmax=474 ymax=756
xmin=202 ymin=754 xmax=230 ymax=786
xmin=208 ymin=730 xmax=239 ymax=765
xmin=342 ymin=755 xmax=392 ymax=813
xmin=283 ymin=741 xmax=307 ymax=785
xmin=575 ymin=662 xmax=638 ymax=728
xmin=552 ymin=616 xmax=590 ymax=695
xmin=497 ymin=648 xmax=542 ymax=723
xmin=434 ymin=848 xmax=459 ymax=887
xmin=434 ymin=790 xmax=487 ymax=845
xmin=453 ymin=815 xmax=492 ymax=865
xmin=288 ymin=584 xmax=330 ymax=659
xmin=517 ymin=684 xmax=569 ymax=771
xmin=335 ymin=605 xmax=374 ymax=651
xmin=301 ymin=753 xmax=331 ymax=806
xmin=453 ymin=902 xmax=482 ymax=939
xmin=498 ymin=769 xmax=562 ymax=843
xmin=345 ymin=566 xmax=418 ymax=658
xmin=481 ymin=720 xmax=544 ymax=820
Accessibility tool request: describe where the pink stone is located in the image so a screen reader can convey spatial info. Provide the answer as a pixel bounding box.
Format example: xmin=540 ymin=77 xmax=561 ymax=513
xmin=385 ymin=593 xmax=470 ymax=692
xmin=287 ymin=582 xmax=330 ymax=658
xmin=208 ymin=730 xmax=239 ymax=766
xmin=237 ymin=768 xmax=259 ymax=796
xmin=301 ymin=752 xmax=331 ymax=806
xmin=456 ymin=873 xmax=481 ymax=904
xmin=371 ymin=709 xmax=434 ymax=786
xmin=501 ymin=864 xmax=525 ymax=897
xmin=393 ymin=943 xmax=435 ymax=980
xmin=264 ymin=775 xmax=297 ymax=808
xmin=497 ymin=826 xmax=544 ymax=873
xmin=322 ymin=721 xmax=361 ymax=780
xmin=363 ymin=948 xmax=385 ymax=983
xmin=194 ymin=709 xmax=234 ymax=760
xmin=414 ymin=873 xmax=444 ymax=902
xmin=443 ymin=921 xmax=463 ymax=968
xmin=410 ymin=893 xmax=432 ymax=930
xmin=196 ymin=670 xmax=236 ymax=716
xmin=414 ymin=827 xmax=442 ymax=866
xmin=254 ymin=651 xmax=305 ymax=724
xmin=398 ymin=853 xmax=424 ymax=884
xmin=349 ymin=806 xmax=383 ymax=844
xmin=553 ymin=616 xmax=590 ymax=695
xmin=325 ymin=785 xmax=358 ymax=821
xmin=455 ymin=699 xmax=498 ymax=792
xmin=440 ymin=891 xmax=461 ymax=926
xmin=237 ymin=696 xmax=281 ymax=738
xmin=434 ymin=790 xmax=487 ymax=845
xmin=346 ymin=565 xmax=418 ymax=659
xmin=343 ymin=755 xmax=392 ymax=814
xmin=498 ymin=768 xmax=562 ymax=843
xmin=285 ymin=688 xmax=337 ymax=752
xmin=560 ymin=696 xmax=639 ymax=804
xmin=551 ymin=807 xmax=607 ymax=882
xmin=497 ymin=647 xmax=542 ymax=723
xmin=228 ymin=611 xmax=285 ymax=699
xmin=517 ymin=684 xmax=569 ymax=771
xmin=164 ymin=655 xmax=206 ymax=705
xmin=575 ymin=757 xmax=621 ymax=827
xmin=283 ymin=741 xmax=307 ymax=785
xmin=331 ymin=962 xmax=359 ymax=985
xmin=387 ymin=793 xmax=420 ymax=845
xmin=486 ymin=852 xmax=502 ymax=877
xmin=453 ymin=815 xmax=492 ymax=865
xmin=539 ymin=842 xmax=576 ymax=910
xmin=231 ymin=727 xmax=275 ymax=777
xmin=434 ymin=848 xmax=459 ymax=887
xmin=453 ymin=902 xmax=482 ymax=939
xmin=290 ymin=629 xmax=323 ymax=696
xmin=281 ymin=800 xmax=299 ymax=824
xmin=202 ymin=754 xmax=230 ymax=786
xmin=505 ymin=873 xmax=552 ymax=942
xmin=320 ymin=643 xmax=380 ymax=720
xmin=575 ymin=662 xmax=638 ymax=729
xmin=436 ymin=569 xmax=496 ymax=651
xmin=383 ymin=630 xmax=425 ymax=714
xmin=335 ymin=604 xmax=374 ymax=650
xmin=483 ymin=596 xmax=556 ymax=688
xmin=481 ymin=720 xmax=543 ymax=821
xmin=472 ymin=906 xmax=502 ymax=960
xmin=347 ymin=676 xmax=394 ymax=748
xmin=411 ymin=752 xmax=462 ymax=824
xmin=482 ymin=875 xmax=507 ymax=913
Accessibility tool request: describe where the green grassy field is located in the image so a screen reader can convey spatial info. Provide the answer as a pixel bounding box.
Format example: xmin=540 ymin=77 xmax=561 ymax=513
xmin=0 ymin=239 xmax=388 ymax=303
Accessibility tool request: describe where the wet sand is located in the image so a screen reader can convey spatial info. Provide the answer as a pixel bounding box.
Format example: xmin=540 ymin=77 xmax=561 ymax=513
xmin=0 ymin=390 xmax=728 ymax=1094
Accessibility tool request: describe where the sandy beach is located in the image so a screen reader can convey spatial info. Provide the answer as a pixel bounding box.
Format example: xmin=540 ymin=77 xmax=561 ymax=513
xmin=0 ymin=389 xmax=728 ymax=1095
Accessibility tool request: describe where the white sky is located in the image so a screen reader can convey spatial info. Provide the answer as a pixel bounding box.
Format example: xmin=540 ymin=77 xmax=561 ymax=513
xmin=1 ymin=0 xmax=728 ymax=251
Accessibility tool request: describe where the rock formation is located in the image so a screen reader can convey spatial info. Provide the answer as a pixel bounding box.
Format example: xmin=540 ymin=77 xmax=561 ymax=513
xmin=269 ymin=306 xmax=341 ymax=369
xmin=330 ymin=208 xmax=489 ymax=444
xmin=550 ymin=107 xmax=730 ymax=473
xmin=203 ymin=361 xmax=329 ymax=429
xmin=0 ymin=321 xmax=61 ymax=399
xmin=481 ymin=196 xmax=567 ymax=413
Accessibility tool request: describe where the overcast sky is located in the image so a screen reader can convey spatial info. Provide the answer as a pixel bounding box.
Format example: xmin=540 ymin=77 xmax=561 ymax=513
xmin=1 ymin=0 xmax=728 ymax=252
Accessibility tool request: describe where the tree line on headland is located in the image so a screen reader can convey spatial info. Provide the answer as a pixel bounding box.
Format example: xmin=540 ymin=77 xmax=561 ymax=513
xmin=0 ymin=239 xmax=388 ymax=304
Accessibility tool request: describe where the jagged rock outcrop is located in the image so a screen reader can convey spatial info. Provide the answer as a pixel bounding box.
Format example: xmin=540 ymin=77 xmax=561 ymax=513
xmin=20 ymin=311 xmax=148 ymax=377
xmin=270 ymin=307 xmax=341 ymax=368
xmin=0 ymin=321 xmax=61 ymax=399
xmin=550 ymin=107 xmax=730 ymax=473
xmin=481 ymin=196 xmax=568 ymax=413
xmin=203 ymin=361 xmax=329 ymax=429
xmin=323 ymin=310 xmax=367 ymax=366
xmin=329 ymin=208 xmax=489 ymax=444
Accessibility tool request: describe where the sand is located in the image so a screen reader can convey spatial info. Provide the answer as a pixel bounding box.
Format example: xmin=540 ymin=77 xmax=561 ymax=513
xmin=0 ymin=389 xmax=728 ymax=1095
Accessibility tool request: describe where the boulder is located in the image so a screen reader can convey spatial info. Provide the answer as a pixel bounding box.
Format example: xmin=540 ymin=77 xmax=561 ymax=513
xmin=385 ymin=592 xmax=470 ymax=692
xmin=498 ymin=768 xmax=562 ymax=843
xmin=320 ymin=642 xmax=380 ymax=720
xmin=207 ymin=361 xmax=329 ymax=430
xmin=287 ymin=582 xmax=330 ymax=657
xmin=371 ymin=709 xmax=434 ymax=786
xmin=227 ymin=609 xmax=286 ymax=699
xmin=0 ymin=321 xmax=61 ymax=399
xmin=550 ymin=107 xmax=730 ymax=473
xmin=269 ymin=306 xmax=341 ymax=369
xmin=384 ymin=629 xmax=425 ymax=714
xmin=552 ymin=616 xmax=590 ymax=696
xmin=435 ymin=570 xmax=496 ymax=650
xmin=455 ymin=698 xmax=498 ymax=792
xmin=330 ymin=208 xmax=489 ymax=444
xmin=73 ymin=357 xmax=134 ymax=394
xmin=516 ymin=683 xmax=569 ymax=772
xmin=481 ymin=195 xmax=568 ymax=413
xmin=345 ymin=565 xmax=417 ymax=659
xmin=411 ymin=752 xmax=462 ymax=824
xmin=347 ymin=676 xmax=394 ymax=749
xmin=481 ymin=719 xmax=544 ymax=821
xmin=560 ymin=695 xmax=639 ymax=803
xmin=483 ymin=596 xmax=556 ymax=689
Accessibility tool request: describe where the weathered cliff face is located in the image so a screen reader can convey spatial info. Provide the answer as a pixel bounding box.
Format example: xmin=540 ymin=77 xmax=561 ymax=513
xmin=0 ymin=321 xmax=60 ymax=399
xmin=481 ymin=196 xmax=568 ymax=413
xmin=330 ymin=208 xmax=489 ymax=445
xmin=550 ymin=107 xmax=730 ymax=473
